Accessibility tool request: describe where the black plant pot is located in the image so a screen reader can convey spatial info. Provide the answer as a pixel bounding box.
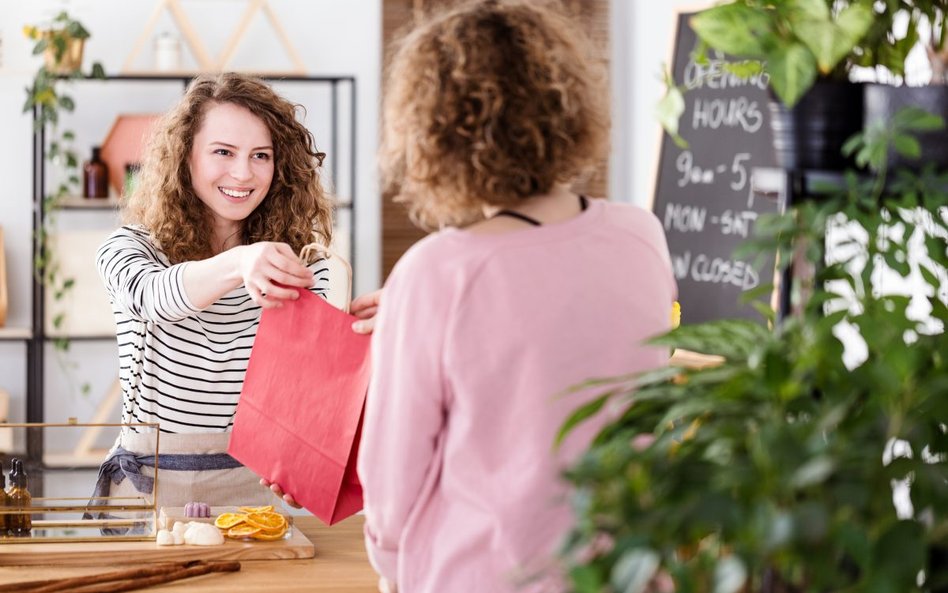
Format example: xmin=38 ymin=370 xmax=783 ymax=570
xmin=865 ymin=83 xmax=948 ymax=171
xmin=767 ymin=80 xmax=865 ymax=171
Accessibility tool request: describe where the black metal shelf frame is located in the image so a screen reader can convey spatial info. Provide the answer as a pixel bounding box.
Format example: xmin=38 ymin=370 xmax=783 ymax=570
xmin=27 ymin=73 xmax=358 ymax=465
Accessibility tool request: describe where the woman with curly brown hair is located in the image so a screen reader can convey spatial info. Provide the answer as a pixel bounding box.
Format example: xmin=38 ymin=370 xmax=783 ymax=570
xmin=93 ymin=73 xmax=372 ymax=508
xmin=357 ymin=1 xmax=676 ymax=592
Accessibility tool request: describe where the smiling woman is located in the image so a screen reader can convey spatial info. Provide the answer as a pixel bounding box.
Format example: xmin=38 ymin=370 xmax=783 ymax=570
xmin=187 ymin=102 xmax=275 ymax=252
xmin=90 ymin=73 xmax=374 ymax=509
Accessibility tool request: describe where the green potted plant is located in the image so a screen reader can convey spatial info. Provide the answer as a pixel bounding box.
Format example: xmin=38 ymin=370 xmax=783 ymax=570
xmin=22 ymin=11 xmax=105 ymax=130
xmin=559 ymin=109 xmax=948 ymax=591
xmin=23 ymin=10 xmax=90 ymax=76
xmin=657 ymin=0 xmax=929 ymax=170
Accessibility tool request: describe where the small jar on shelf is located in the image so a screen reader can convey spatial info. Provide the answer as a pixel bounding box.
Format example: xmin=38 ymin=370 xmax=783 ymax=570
xmin=82 ymin=146 xmax=109 ymax=199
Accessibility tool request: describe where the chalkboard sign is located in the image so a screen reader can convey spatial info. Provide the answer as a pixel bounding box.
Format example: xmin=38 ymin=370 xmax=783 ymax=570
xmin=653 ymin=13 xmax=780 ymax=325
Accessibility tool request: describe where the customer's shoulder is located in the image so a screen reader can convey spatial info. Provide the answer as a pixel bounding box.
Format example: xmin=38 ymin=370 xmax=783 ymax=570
xmin=598 ymin=200 xmax=665 ymax=239
xmin=387 ymin=227 xmax=486 ymax=283
xmin=600 ymin=199 xmax=660 ymax=224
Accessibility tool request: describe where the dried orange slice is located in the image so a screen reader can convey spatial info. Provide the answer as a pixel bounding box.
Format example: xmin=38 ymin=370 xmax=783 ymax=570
xmin=245 ymin=511 xmax=286 ymax=531
xmin=226 ymin=524 xmax=261 ymax=538
xmin=213 ymin=513 xmax=247 ymax=529
xmin=238 ymin=505 xmax=274 ymax=514
xmin=251 ymin=526 xmax=288 ymax=541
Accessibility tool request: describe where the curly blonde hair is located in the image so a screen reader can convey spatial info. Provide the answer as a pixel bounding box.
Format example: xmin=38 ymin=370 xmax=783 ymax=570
xmin=124 ymin=73 xmax=333 ymax=264
xmin=380 ymin=0 xmax=609 ymax=230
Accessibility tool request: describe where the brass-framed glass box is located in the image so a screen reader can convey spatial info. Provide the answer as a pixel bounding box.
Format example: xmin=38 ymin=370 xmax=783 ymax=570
xmin=0 ymin=422 xmax=158 ymax=544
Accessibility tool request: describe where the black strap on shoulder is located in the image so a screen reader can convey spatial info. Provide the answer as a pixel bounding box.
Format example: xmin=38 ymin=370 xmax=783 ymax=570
xmin=492 ymin=210 xmax=543 ymax=226
xmin=492 ymin=194 xmax=588 ymax=226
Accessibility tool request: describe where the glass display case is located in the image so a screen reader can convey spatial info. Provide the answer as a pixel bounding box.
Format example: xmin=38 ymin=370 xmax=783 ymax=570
xmin=0 ymin=422 xmax=158 ymax=543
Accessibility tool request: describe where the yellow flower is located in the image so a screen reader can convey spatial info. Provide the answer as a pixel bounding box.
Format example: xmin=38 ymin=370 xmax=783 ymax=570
xmin=671 ymin=301 xmax=681 ymax=328
xmin=23 ymin=25 xmax=39 ymax=40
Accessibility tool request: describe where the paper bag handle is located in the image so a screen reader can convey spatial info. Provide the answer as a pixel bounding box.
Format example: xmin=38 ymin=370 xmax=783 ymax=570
xmin=299 ymin=243 xmax=353 ymax=314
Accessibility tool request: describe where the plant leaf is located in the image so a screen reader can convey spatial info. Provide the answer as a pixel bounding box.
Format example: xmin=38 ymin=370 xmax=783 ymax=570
xmin=791 ymin=456 xmax=835 ymax=488
xmin=656 ymin=80 xmax=687 ymax=149
xmin=892 ymin=134 xmax=922 ymax=160
xmin=611 ymin=548 xmax=660 ymax=593
xmin=557 ymin=393 xmax=611 ymax=447
xmin=765 ymin=42 xmax=818 ymax=107
xmin=893 ymin=106 xmax=945 ymax=132
xmin=788 ymin=0 xmax=830 ymax=21
xmin=691 ymin=4 xmax=772 ymax=56
xmin=794 ymin=20 xmax=848 ymax=74
xmin=795 ymin=0 xmax=867 ymax=75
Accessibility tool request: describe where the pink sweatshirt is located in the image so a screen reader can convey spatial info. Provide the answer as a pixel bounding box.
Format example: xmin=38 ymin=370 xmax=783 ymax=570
xmin=358 ymin=198 xmax=676 ymax=593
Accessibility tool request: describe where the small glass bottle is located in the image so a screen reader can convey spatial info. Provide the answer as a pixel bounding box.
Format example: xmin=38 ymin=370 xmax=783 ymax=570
xmin=83 ymin=146 xmax=109 ymax=199
xmin=7 ymin=459 xmax=31 ymax=537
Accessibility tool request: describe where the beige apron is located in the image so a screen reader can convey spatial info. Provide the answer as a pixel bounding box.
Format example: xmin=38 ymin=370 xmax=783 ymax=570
xmin=105 ymin=431 xmax=281 ymax=509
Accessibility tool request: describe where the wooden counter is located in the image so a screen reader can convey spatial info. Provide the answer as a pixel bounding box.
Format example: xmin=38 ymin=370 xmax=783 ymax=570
xmin=0 ymin=515 xmax=378 ymax=592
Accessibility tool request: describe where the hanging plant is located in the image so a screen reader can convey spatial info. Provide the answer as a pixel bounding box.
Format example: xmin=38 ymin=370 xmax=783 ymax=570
xmin=23 ymin=11 xmax=104 ymax=396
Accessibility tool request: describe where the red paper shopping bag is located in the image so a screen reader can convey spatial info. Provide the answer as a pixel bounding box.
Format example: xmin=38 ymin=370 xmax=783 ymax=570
xmin=229 ymin=283 xmax=371 ymax=525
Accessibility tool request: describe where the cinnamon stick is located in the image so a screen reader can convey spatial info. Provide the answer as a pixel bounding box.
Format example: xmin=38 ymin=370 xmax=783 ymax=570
xmin=20 ymin=561 xmax=240 ymax=593
xmin=0 ymin=563 xmax=198 ymax=593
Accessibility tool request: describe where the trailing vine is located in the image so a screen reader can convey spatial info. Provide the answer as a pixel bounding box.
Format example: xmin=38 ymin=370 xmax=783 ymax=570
xmin=23 ymin=11 xmax=105 ymax=395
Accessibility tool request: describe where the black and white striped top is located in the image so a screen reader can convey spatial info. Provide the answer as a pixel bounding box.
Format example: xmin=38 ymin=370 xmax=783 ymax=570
xmin=96 ymin=225 xmax=330 ymax=433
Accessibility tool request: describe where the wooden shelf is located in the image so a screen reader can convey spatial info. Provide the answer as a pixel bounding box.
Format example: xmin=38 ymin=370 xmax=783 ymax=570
xmin=0 ymin=327 xmax=32 ymax=341
xmin=56 ymin=196 xmax=122 ymax=210
xmin=44 ymin=334 xmax=116 ymax=341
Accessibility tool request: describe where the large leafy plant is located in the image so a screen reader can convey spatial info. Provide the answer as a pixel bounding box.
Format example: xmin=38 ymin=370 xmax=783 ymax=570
xmin=656 ymin=0 xmax=924 ymax=146
xmin=559 ymin=116 xmax=948 ymax=592
xmin=688 ymin=0 xmax=876 ymax=107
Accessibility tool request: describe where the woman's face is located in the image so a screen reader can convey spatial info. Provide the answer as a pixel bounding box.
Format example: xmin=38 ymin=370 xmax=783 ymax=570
xmin=189 ymin=101 xmax=274 ymax=239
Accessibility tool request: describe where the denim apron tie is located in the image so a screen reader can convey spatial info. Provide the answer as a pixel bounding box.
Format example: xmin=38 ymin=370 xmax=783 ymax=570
xmin=90 ymin=446 xmax=244 ymax=501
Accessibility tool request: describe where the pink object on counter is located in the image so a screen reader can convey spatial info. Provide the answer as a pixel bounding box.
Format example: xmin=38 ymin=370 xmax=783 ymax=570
xmin=184 ymin=501 xmax=210 ymax=518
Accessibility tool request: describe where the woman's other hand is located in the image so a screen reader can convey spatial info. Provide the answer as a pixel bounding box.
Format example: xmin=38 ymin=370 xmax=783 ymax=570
xmin=238 ymin=242 xmax=313 ymax=308
xmin=258 ymin=477 xmax=303 ymax=508
xmin=351 ymin=289 xmax=382 ymax=334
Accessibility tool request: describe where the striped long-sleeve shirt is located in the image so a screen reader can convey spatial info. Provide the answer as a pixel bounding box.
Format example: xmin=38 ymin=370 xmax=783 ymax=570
xmin=96 ymin=225 xmax=330 ymax=433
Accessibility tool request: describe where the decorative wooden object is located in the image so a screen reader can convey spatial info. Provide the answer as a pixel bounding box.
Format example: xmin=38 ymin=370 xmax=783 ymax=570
xmin=99 ymin=114 xmax=161 ymax=196
xmin=42 ymin=379 xmax=122 ymax=467
xmin=217 ymin=0 xmax=306 ymax=73
xmin=122 ymin=0 xmax=215 ymax=72
xmin=122 ymin=0 xmax=305 ymax=74
xmin=0 ymin=561 xmax=241 ymax=593
xmin=0 ymin=526 xmax=314 ymax=565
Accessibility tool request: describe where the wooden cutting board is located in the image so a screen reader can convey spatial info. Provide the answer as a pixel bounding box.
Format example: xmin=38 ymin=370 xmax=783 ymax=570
xmin=0 ymin=525 xmax=314 ymax=566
